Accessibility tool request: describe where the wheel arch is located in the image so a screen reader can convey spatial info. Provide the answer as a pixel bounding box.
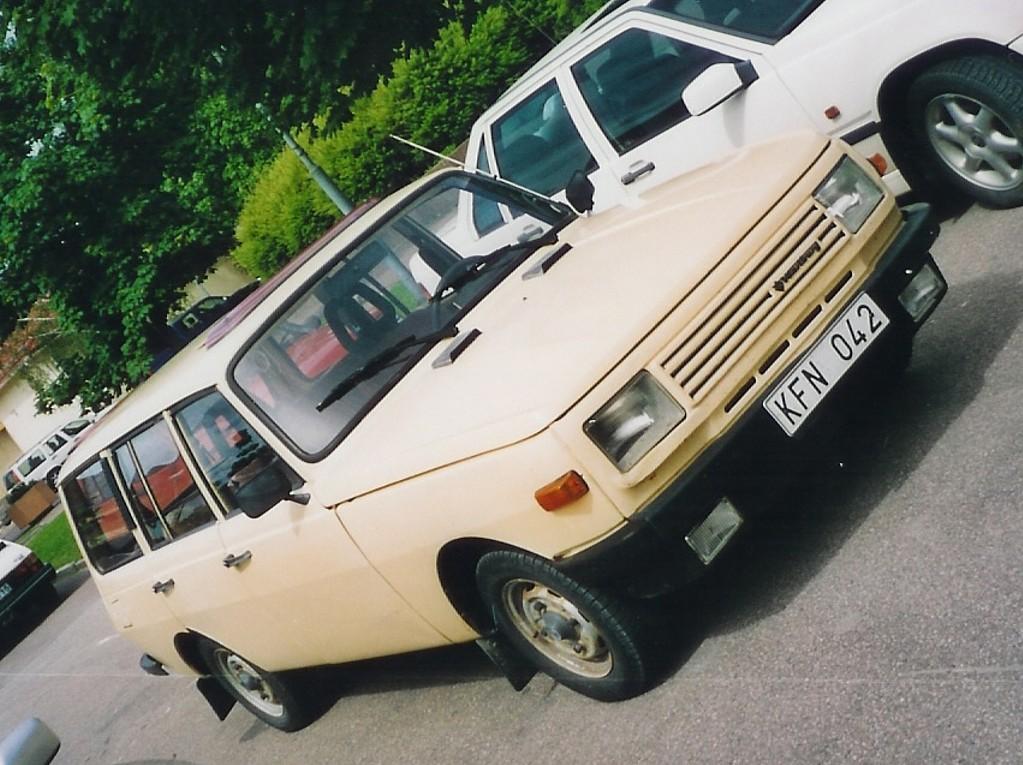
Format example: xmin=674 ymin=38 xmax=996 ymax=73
xmin=436 ymin=537 xmax=527 ymax=634
xmin=877 ymin=41 xmax=1021 ymax=151
xmin=174 ymin=630 xmax=211 ymax=675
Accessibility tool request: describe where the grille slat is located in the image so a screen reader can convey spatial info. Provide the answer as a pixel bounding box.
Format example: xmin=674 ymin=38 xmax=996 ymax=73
xmin=663 ymin=204 xmax=824 ymax=380
xmin=661 ymin=201 xmax=849 ymax=403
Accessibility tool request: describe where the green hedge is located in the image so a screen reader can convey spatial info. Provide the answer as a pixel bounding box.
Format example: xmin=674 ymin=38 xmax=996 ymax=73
xmin=232 ymin=0 xmax=605 ymax=278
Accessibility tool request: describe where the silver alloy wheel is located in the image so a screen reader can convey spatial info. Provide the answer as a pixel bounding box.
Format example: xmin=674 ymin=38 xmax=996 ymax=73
xmin=501 ymin=578 xmax=613 ymax=679
xmin=211 ymin=648 xmax=284 ymax=718
xmin=925 ymin=93 xmax=1023 ymax=191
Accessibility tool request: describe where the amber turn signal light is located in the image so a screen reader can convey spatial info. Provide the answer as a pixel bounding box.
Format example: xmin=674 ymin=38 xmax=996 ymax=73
xmin=535 ymin=470 xmax=589 ymax=511
xmin=866 ymin=153 xmax=889 ymax=176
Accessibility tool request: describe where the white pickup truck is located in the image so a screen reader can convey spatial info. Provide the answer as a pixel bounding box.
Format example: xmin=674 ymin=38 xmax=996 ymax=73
xmin=466 ymin=0 xmax=1023 ymax=211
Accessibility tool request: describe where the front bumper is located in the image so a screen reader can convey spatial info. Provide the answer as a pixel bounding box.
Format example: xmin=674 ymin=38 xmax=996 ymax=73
xmin=560 ymin=203 xmax=944 ymax=597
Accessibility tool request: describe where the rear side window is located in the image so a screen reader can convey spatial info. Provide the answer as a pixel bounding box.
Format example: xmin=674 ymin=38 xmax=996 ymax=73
xmin=572 ymin=28 xmax=733 ymax=154
xmin=62 ymin=418 xmax=92 ymax=436
xmin=174 ymin=392 xmax=302 ymax=518
xmin=492 ymin=80 xmax=598 ymax=195
xmin=64 ymin=460 xmax=142 ymax=573
xmin=123 ymin=420 xmax=217 ymax=538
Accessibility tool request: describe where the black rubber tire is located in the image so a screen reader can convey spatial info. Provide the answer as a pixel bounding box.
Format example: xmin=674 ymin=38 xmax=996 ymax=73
xmin=197 ymin=638 xmax=311 ymax=732
xmin=45 ymin=469 xmax=60 ymax=491
xmin=906 ymin=56 xmax=1023 ymax=208
xmin=476 ymin=549 xmax=652 ymax=701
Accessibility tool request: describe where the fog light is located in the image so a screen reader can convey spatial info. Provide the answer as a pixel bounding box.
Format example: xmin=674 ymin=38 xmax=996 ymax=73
xmin=685 ymin=497 xmax=743 ymax=565
xmin=898 ymin=263 xmax=944 ymax=321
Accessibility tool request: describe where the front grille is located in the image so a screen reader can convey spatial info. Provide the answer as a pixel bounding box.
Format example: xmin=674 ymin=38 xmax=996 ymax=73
xmin=661 ymin=200 xmax=848 ymax=403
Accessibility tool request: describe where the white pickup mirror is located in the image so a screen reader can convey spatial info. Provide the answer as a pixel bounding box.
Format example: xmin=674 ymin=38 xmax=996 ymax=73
xmin=682 ymin=61 xmax=759 ymax=117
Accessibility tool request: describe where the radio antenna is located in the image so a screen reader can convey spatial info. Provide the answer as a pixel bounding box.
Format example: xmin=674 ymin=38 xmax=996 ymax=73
xmin=389 ymin=134 xmax=465 ymax=168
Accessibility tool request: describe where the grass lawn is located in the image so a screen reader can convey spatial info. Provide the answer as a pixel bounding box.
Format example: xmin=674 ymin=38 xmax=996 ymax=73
xmin=18 ymin=512 xmax=82 ymax=570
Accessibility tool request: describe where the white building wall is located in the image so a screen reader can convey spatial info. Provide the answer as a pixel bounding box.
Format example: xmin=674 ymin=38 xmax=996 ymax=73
xmin=0 ymin=374 xmax=82 ymax=455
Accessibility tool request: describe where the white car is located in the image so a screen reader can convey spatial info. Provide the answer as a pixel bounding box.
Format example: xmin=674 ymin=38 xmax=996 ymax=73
xmin=2 ymin=417 xmax=94 ymax=496
xmin=0 ymin=540 xmax=56 ymax=626
xmin=466 ymin=0 xmax=1023 ymax=212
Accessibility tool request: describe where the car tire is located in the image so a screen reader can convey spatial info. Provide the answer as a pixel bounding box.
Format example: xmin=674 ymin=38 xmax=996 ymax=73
xmin=197 ymin=638 xmax=311 ymax=731
xmin=45 ymin=469 xmax=60 ymax=491
xmin=906 ymin=56 xmax=1023 ymax=208
xmin=476 ymin=549 xmax=653 ymax=701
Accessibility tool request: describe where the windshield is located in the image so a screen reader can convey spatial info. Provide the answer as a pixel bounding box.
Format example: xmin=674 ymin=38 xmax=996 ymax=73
xmin=648 ymin=0 xmax=824 ymax=41
xmin=232 ymin=172 xmax=571 ymax=457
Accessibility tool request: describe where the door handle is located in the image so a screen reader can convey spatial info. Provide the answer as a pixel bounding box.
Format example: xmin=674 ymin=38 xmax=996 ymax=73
xmin=152 ymin=579 xmax=175 ymax=594
xmin=223 ymin=550 xmax=253 ymax=569
xmin=621 ymin=161 xmax=656 ymax=185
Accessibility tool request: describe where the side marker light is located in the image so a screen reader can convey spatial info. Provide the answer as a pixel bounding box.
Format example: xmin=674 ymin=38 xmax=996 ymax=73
xmin=535 ymin=470 xmax=589 ymax=512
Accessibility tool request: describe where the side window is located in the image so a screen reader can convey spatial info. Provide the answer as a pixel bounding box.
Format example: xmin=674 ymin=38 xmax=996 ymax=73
xmin=62 ymin=418 xmax=92 ymax=436
xmin=64 ymin=460 xmax=142 ymax=573
xmin=125 ymin=420 xmax=217 ymax=538
xmin=492 ymin=80 xmax=598 ymax=195
xmin=113 ymin=442 xmax=171 ymax=549
xmin=174 ymin=392 xmax=302 ymax=518
xmin=19 ymin=451 xmax=45 ymax=475
xmin=571 ymin=28 xmax=735 ymax=153
xmin=45 ymin=432 xmax=68 ymax=452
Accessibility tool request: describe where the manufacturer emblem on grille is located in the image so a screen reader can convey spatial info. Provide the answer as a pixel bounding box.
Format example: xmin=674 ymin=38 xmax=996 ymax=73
xmin=773 ymin=241 xmax=822 ymax=294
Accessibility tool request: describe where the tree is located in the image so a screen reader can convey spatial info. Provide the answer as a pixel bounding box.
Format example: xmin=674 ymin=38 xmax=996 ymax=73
xmin=0 ymin=1 xmax=472 ymax=410
xmin=0 ymin=28 xmax=279 ymax=409
xmin=2 ymin=0 xmax=457 ymax=130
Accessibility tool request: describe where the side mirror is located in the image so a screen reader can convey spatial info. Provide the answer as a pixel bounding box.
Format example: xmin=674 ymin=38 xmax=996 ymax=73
xmin=681 ymin=60 xmax=759 ymax=117
xmin=565 ymin=170 xmax=595 ymax=214
xmin=0 ymin=718 xmax=61 ymax=765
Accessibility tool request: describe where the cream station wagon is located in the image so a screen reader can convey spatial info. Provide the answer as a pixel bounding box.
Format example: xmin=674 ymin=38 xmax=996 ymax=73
xmin=60 ymin=131 xmax=946 ymax=731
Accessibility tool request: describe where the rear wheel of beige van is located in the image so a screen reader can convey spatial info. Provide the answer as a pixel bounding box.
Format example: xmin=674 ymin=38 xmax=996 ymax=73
xmin=198 ymin=638 xmax=311 ymax=731
xmin=476 ymin=550 xmax=652 ymax=701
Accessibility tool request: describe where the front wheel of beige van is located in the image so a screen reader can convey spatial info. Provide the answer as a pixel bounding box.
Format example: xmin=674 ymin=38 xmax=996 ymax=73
xmin=198 ymin=638 xmax=311 ymax=731
xmin=476 ymin=550 xmax=652 ymax=701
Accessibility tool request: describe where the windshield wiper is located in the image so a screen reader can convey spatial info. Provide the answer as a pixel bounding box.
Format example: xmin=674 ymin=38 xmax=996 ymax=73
xmin=315 ymin=326 xmax=458 ymax=411
xmin=429 ymin=230 xmax=560 ymax=303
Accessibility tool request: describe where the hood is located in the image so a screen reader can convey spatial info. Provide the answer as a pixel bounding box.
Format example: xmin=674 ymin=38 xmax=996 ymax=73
xmin=317 ymin=132 xmax=829 ymax=502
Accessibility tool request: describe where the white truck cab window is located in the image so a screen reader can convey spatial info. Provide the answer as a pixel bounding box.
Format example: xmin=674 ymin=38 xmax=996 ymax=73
xmin=571 ymin=27 xmax=734 ymax=153
xmin=491 ymin=80 xmax=598 ymax=195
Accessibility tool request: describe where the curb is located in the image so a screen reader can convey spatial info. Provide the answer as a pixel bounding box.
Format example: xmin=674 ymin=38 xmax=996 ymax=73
xmin=56 ymin=559 xmax=87 ymax=577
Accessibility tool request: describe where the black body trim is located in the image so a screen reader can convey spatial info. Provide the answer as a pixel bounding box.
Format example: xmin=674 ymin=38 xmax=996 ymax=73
xmin=840 ymin=121 xmax=882 ymax=146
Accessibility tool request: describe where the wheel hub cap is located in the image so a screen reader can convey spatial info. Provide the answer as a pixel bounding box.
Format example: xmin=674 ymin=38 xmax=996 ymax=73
xmin=925 ymin=92 xmax=1023 ymax=191
xmin=215 ymin=649 xmax=284 ymax=718
xmin=502 ymin=579 xmax=613 ymax=679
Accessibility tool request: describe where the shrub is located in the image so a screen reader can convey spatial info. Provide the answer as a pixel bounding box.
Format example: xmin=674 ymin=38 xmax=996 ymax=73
xmin=233 ymin=0 xmax=605 ymax=278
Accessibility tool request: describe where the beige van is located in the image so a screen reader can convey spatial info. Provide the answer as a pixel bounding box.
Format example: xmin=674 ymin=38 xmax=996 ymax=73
xmin=60 ymin=131 xmax=946 ymax=731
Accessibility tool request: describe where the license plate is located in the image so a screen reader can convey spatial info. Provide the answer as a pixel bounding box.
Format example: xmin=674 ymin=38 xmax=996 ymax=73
xmin=0 ymin=583 xmax=11 ymax=600
xmin=765 ymin=293 xmax=889 ymax=436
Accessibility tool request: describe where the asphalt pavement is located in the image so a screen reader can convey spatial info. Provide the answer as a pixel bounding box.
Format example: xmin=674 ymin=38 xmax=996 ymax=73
xmin=0 ymin=201 xmax=1020 ymax=764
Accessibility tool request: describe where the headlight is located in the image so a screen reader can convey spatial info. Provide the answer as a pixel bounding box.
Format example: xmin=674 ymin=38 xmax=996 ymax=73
xmin=813 ymin=156 xmax=884 ymax=233
xmin=584 ymin=371 xmax=685 ymax=472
